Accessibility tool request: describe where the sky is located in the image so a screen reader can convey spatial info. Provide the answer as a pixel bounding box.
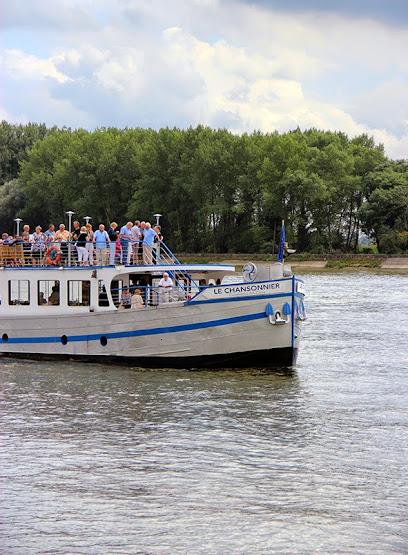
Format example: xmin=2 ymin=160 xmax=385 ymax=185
xmin=1 ymin=0 xmax=407 ymax=159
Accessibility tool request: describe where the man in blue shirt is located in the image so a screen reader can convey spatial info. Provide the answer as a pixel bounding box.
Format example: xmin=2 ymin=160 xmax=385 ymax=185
xmin=143 ymin=222 xmax=159 ymax=264
xmin=44 ymin=224 xmax=55 ymax=245
xmin=119 ymin=221 xmax=133 ymax=264
xmin=93 ymin=224 xmax=110 ymax=265
xmin=1 ymin=233 xmax=13 ymax=245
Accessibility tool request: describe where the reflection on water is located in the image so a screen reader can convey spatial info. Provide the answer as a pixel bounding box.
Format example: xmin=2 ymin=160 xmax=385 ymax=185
xmin=1 ymin=272 xmax=408 ymax=553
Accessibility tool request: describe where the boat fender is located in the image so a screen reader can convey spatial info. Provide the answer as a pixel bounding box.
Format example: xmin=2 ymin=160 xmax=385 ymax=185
xmin=283 ymin=302 xmax=291 ymax=322
xmin=300 ymin=299 xmax=308 ymax=320
xmin=46 ymin=246 xmax=61 ymax=265
xmin=266 ymin=302 xmax=274 ymax=324
xmin=295 ymin=300 xmax=306 ymax=320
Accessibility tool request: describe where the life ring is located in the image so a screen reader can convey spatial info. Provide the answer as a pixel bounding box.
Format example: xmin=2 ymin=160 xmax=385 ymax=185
xmin=46 ymin=246 xmax=61 ymax=265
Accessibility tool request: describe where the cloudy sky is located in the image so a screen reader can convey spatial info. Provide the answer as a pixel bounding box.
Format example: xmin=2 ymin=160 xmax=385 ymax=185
xmin=1 ymin=0 xmax=407 ymax=158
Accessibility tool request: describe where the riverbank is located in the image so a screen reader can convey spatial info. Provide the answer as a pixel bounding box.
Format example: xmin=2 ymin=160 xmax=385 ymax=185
xmin=175 ymin=253 xmax=408 ymax=271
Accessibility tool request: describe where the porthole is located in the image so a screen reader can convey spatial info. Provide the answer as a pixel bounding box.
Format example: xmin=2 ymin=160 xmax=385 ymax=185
xmin=61 ymin=335 xmax=68 ymax=345
xmin=2 ymin=333 xmax=9 ymax=343
xmin=100 ymin=336 xmax=107 ymax=347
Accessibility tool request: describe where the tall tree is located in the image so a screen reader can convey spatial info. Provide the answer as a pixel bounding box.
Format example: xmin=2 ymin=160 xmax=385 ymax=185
xmin=0 ymin=121 xmax=50 ymax=186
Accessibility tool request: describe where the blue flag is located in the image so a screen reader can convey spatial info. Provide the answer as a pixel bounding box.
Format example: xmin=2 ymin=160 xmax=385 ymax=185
xmin=277 ymin=220 xmax=285 ymax=262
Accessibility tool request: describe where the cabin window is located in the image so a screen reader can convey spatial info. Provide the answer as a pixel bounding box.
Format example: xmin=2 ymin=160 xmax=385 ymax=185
xmin=68 ymin=280 xmax=90 ymax=306
xmin=38 ymin=280 xmax=60 ymax=306
xmin=8 ymin=280 xmax=30 ymax=305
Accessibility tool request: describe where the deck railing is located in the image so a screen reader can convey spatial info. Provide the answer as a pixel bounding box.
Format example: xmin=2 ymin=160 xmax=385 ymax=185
xmin=111 ymin=283 xmax=205 ymax=309
xmin=0 ymin=241 xmax=174 ymax=268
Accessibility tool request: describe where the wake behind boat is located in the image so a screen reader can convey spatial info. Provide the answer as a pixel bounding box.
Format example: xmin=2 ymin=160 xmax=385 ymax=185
xmin=0 ymin=226 xmax=306 ymax=369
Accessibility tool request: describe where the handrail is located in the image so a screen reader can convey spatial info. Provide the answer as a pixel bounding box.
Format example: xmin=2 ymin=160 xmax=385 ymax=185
xmin=159 ymin=242 xmax=181 ymax=264
xmin=110 ymin=283 xmax=205 ymax=308
xmin=0 ymin=240 xmax=186 ymax=269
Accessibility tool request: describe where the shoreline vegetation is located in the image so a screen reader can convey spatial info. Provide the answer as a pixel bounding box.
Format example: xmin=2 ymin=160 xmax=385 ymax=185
xmin=1 ymin=122 xmax=407 ymax=257
xmin=176 ymin=253 xmax=408 ymax=271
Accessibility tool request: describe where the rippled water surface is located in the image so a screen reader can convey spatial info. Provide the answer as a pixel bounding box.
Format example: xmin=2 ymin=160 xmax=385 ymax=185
xmin=1 ymin=272 xmax=408 ymax=553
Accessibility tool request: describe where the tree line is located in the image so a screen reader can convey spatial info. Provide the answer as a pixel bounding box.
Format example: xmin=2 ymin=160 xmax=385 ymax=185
xmin=0 ymin=120 xmax=407 ymax=254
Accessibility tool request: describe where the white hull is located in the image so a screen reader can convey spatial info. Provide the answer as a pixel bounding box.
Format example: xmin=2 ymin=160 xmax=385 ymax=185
xmin=0 ymin=264 xmax=305 ymax=369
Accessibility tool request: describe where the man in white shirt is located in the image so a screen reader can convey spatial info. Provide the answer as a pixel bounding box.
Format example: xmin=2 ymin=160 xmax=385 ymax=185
xmin=158 ymin=272 xmax=173 ymax=303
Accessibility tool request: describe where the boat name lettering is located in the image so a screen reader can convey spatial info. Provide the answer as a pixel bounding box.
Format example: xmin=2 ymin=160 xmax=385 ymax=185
xmin=213 ymin=283 xmax=280 ymax=295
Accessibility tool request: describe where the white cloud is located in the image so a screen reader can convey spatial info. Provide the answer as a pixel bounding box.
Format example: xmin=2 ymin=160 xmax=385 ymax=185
xmin=159 ymin=26 xmax=406 ymax=147
xmin=3 ymin=81 xmax=95 ymax=129
xmin=0 ymin=105 xmax=15 ymax=122
xmin=1 ymin=0 xmax=97 ymax=30
xmin=1 ymin=49 xmax=72 ymax=83
xmin=1 ymin=0 xmax=407 ymax=158
xmin=350 ymin=79 xmax=408 ymax=137
xmin=93 ymin=48 xmax=145 ymax=96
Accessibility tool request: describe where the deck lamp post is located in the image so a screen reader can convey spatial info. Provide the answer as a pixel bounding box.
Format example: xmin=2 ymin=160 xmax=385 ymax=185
xmin=66 ymin=210 xmax=75 ymax=266
xmin=14 ymin=218 xmax=23 ymax=236
xmin=83 ymin=216 xmax=92 ymax=226
xmin=153 ymin=213 xmax=162 ymax=226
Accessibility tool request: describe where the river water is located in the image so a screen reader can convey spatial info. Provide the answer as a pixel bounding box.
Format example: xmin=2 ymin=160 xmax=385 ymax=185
xmin=1 ymin=272 xmax=408 ymax=553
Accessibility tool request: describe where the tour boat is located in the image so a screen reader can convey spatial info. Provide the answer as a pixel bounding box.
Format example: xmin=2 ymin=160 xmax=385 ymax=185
xmin=0 ymin=239 xmax=306 ymax=369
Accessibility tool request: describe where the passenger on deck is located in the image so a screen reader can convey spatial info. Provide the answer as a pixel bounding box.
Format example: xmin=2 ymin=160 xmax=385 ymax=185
xmin=85 ymin=223 xmax=94 ymax=265
xmin=22 ymin=225 xmax=32 ymax=265
xmin=44 ymin=224 xmax=55 ymax=245
xmin=54 ymin=224 xmax=69 ymax=264
xmin=108 ymin=222 xmax=119 ymax=265
xmin=93 ymin=224 xmax=110 ymax=265
xmin=1 ymin=233 xmax=16 ymax=266
xmin=10 ymin=234 xmax=24 ymax=266
xmin=1 ymin=233 xmax=13 ymax=245
xmin=138 ymin=222 xmax=146 ymax=264
xmin=115 ymin=236 xmax=122 ymax=264
xmin=153 ymin=225 xmax=163 ymax=261
xmin=131 ymin=288 xmax=144 ymax=309
xmin=76 ymin=226 xmax=89 ymax=265
xmin=119 ymin=221 xmax=133 ymax=264
xmin=143 ymin=222 xmax=159 ymax=265
xmin=71 ymin=221 xmax=81 ymax=242
xmin=32 ymin=226 xmax=46 ymax=266
xmin=158 ymin=272 xmax=173 ymax=303
xmin=131 ymin=220 xmax=141 ymax=264
xmin=71 ymin=221 xmax=81 ymax=266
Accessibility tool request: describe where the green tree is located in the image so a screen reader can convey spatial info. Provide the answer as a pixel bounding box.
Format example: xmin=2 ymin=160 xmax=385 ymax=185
xmin=0 ymin=179 xmax=27 ymax=233
xmin=359 ymin=160 xmax=408 ymax=251
xmin=0 ymin=121 xmax=50 ymax=186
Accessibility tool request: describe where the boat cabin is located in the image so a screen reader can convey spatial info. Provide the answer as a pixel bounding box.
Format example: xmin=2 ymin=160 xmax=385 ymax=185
xmin=0 ymin=262 xmax=236 ymax=317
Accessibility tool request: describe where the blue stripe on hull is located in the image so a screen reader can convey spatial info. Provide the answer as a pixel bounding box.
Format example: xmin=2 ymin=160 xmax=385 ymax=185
xmin=2 ymin=310 xmax=268 ymax=345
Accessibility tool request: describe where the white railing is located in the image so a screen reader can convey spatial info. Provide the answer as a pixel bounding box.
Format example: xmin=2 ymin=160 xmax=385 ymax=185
xmin=1 ymin=240 xmax=177 ymax=268
xmin=111 ymin=283 xmax=205 ymax=309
